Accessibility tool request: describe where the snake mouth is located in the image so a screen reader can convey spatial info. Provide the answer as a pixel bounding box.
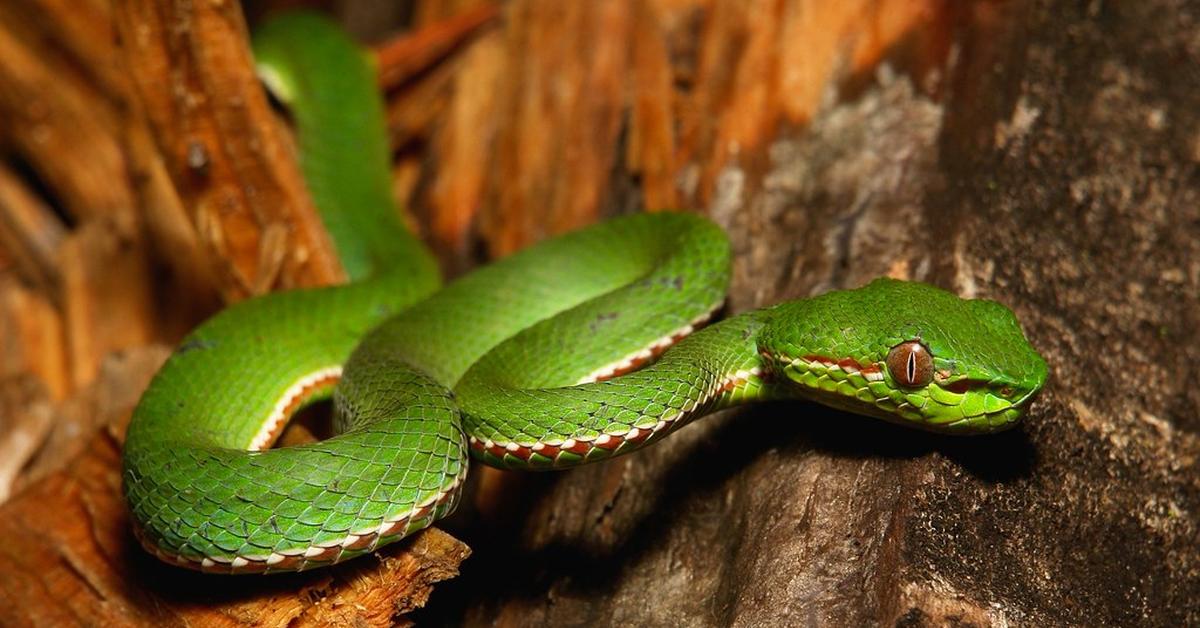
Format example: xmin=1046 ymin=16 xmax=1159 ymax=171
xmin=1010 ymin=383 xmax=1045 ymax=410
xmin=771 ymin=353 xmax=1042 ymax=434
xmin=915 ymin=380 xmax=1046 ymax=434
xmin=915 ymin=407 xmax=1023 ymax=434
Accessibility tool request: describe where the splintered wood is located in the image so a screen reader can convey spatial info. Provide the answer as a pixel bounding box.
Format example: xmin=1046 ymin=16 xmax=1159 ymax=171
xmin=0 ymin=345 xmax=470 ymax=626
xmin=0 ymin=0 xmax=484 ymax=624
xmin=114 ymin=0 xmax=346 ymax=299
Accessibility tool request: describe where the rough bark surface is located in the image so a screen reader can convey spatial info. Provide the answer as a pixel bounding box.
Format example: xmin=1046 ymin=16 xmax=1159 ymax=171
xmin=0 ymin=0 xmax=1196 ymax=626
xmin=425 ymin=1 xmax=1200 ymax=626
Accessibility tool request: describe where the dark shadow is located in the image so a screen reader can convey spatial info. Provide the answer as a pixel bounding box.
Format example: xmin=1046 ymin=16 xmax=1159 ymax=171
xmin=414 ymin=399 xmax=1038 ymax=624
xmin=4 ymin=153 xmax=75 ymax=228
xmin=766 ymin=400 xmax=1038 ymax=484
xmin=275 ymin=398 xmax=336 ymax=446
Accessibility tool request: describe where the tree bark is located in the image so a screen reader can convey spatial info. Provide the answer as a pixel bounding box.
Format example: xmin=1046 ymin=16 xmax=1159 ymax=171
xmin=420 ymin=1 xmax=1200 ymax=625
xmin=0 ymin=0 xmax=1196 ymax=626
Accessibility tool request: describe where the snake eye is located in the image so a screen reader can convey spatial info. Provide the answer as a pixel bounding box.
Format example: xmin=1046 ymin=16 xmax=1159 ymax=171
xmin=887 ymin=341 xmax=933 ymax=388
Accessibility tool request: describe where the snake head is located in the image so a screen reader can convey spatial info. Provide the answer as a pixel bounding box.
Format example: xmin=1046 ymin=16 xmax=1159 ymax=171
xmin=758 ymin=278 xmax=1049 ymax=434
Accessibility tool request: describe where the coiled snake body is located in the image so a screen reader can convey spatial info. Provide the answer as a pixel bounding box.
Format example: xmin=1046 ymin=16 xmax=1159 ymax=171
xmin=122 ymin=12 xmax=1049 ymax=574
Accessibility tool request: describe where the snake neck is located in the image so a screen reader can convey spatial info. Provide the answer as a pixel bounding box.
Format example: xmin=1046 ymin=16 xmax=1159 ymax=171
xmin=456 ymin=310 xmax=778 ymax=469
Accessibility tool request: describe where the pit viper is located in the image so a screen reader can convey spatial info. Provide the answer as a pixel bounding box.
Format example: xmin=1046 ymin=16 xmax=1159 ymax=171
xmin=122 ymin=11 xmax=1049 ymax=574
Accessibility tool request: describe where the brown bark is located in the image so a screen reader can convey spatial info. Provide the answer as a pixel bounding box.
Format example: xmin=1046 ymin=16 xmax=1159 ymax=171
xmin=113 ymin=0 xmax=346 ymax=299
xmin=0 ymin=0 xmax=478 ymax=624
xmin=0 ymin=0 xmax=1196 ymax=626
xmin=0 ymin=345 xmax=470 ymax=627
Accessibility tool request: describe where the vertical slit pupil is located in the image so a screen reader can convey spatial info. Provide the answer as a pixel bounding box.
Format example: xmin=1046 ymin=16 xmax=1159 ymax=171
xmin=887 ymin=341 xmax=932 ymax=387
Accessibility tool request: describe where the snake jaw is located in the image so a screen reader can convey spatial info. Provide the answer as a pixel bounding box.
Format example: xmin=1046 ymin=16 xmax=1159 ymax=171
xmin=764 ymin=349 xmax=1044 ymax=434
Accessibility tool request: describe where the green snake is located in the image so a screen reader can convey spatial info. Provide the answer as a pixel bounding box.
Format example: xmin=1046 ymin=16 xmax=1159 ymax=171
xmin=122 ymin=12 xmax=1049 ymax=575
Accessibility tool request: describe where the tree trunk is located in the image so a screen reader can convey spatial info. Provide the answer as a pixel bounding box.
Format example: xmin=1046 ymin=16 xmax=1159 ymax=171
xmin=0 ymin=1 xmax=1195 ymax=626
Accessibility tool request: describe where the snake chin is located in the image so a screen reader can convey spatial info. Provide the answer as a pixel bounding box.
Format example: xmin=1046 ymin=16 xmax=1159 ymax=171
xmin=767 ymin=360 xmax=1045 ymax=434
